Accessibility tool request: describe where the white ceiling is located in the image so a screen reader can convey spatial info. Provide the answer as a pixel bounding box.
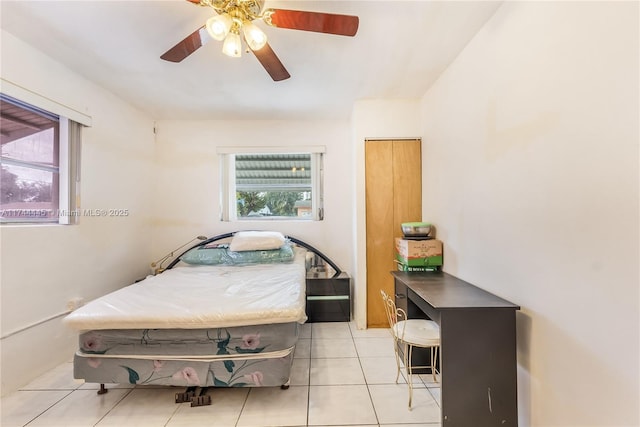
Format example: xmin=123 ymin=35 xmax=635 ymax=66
xmin=1 ymin=1 xmax=502 ymax=120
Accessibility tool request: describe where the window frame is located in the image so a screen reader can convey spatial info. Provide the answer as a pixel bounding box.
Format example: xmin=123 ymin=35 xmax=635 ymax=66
xmin=1 ymin=93 xmax=82 ymax=225
xmin=218 ymin=146 xmax=325 ymax=222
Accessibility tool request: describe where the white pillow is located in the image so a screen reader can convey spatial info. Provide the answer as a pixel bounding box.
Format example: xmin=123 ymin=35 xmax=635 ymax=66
xmin=229 ymin=231 xmax=286 ymax=252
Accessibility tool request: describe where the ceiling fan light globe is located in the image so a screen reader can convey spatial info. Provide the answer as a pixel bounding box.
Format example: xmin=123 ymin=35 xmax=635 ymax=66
xmin=242 ymin=21 xmax=267 ymax=51
xmin=222 ymin=31 xmax=242 ymax=57
xmin=206 ymin=14 xmax=232 ymax=41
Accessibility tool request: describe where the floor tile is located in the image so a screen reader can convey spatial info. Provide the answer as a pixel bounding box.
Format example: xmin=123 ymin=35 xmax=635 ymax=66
xmin=368 ymin=383 xmax=440 ymax=425
xmin=308 ymin=385 xmax=377 ymax=426
xmin=354 ymin=337 xmax=396 ymax=358
xmin=311 ymin=338 xmax=358 ymax=358
xmin=299 ymin=323 xmax=312 ymax=339
xmin=95 ymin=387 xmax=180 ymax=426
xmin=428 ymin=386 xmax=441 ymax=406
xmin=294 ymin=338 xmax=311 ymax=359
xmin=78 ymin=382 xmax=136 ymax=391
xmin=0 ymin=390 xmax=70 ymax=427
xmin=289 ymin=357 xmax=311 ymax=386
xmin=27 ymin=388 xmax=130 ymax=427
xmin=349 ymin=322 xmax=391 ymax=338
xmin=381 ymin=424 xmax=440 ymax=427
xmin=309 ymin=358 xmax=365 ymax=385
xmin=360 ymin=356 xmax=416 ymax=385
xmin=311 ymin=322 xmax=352 ymax=339
xmin=419 ymin=372 xmax=442 ymax=387
xmin=360 ymin=358 xmax=427 ymax=390
xmin=20 ymin=362 xmax=82 ymax=391
xmin=166 ymin=387 xmax=248 ymax=426
xmin=237 ymin=386 xmax=308 ymax=426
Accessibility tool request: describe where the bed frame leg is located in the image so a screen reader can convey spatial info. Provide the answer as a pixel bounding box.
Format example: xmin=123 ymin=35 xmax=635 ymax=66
xmin=191 ymin=387 xmax=212 ymax=407
xmin=97 ymin=384 xmax=108 ymax=395
xmin=175 ymin=386 xmax=197 ymax=403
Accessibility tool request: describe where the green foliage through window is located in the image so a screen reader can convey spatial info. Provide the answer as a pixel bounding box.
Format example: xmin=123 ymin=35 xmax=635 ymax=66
xmin=237 ymin=191 xmax=306 ymax=217
xmin=219 ymin=149 xmax=323 ymax=221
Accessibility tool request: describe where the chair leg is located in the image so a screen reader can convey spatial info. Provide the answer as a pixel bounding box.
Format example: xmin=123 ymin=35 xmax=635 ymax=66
xmin=393 ymin=340 xmax=402 ymax=383
xmin=407 ymin=344 xmax=414 ymax=409
xmin=431 ymin=346 xmax=438 ymax=382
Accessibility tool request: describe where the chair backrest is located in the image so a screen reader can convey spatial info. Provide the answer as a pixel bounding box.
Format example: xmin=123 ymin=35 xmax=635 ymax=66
xmin=380 ymin=289 xmax=407 ymax=329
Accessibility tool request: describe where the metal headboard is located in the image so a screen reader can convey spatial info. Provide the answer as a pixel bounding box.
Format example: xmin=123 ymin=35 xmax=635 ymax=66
xmin=165 ymin=231 xmax=342 ymax=277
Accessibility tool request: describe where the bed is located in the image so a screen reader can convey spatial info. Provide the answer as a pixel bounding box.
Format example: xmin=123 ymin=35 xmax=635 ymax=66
xmin=63 ymin=231 xmax=336 ymax=402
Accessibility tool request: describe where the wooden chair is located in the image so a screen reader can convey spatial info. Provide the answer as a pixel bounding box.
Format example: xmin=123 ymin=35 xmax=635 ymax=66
xmin=380 ymin=289 xmax=440 ymax=409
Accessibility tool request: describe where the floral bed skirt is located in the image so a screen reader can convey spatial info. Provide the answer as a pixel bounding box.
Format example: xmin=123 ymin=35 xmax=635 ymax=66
xmin=74 ymin=348 xmax=295 ymax=387
xmin=73 ymin=322 xmax=299 ymax=388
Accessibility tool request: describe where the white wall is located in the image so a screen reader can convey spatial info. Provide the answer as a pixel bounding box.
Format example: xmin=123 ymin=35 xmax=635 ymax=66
xmin=351 ymin=99 xmax=422 ymax=329
xmin=151 ymin=119 xmax=354 ymax=276
xmin=0 ymin=31 xmax=156 ymax=395
xmin=419 ymin=2 xmax=639 ymax=426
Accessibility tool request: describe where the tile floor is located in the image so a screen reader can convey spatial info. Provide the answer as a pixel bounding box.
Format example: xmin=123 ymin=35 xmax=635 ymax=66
xmin=1 ymin=322 xmax=441 ymax=427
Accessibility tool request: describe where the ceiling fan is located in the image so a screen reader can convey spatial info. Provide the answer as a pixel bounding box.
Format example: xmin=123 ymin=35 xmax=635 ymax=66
xmin=160 ymin=0 xmax=359 ymax=81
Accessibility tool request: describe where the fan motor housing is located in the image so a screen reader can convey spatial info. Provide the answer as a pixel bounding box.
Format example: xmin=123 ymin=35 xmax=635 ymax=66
xmin=208 ymin=0 xmax=265 ymax=19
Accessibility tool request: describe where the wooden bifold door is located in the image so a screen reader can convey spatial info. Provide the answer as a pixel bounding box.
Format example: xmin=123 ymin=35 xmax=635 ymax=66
xmin=365 ymin=139 xmax=422 ymax=328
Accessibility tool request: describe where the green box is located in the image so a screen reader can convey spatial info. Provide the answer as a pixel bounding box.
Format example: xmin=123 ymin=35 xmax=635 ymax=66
xmin=396 ymin=262 xmax=439 ymax=272
xmin=395 ymin=253 xmax=443 ymax=267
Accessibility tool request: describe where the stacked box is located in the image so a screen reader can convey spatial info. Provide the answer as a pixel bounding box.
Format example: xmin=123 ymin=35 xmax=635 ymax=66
xmin=396 ymin=263 xmax=439 ymax=272
xmin=395 ymin=238 xmax=443 ymax=269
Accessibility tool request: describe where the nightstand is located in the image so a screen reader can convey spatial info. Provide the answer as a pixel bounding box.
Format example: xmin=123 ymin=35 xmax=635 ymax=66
xmin=306 ymin=271 xmax=350 ymax=322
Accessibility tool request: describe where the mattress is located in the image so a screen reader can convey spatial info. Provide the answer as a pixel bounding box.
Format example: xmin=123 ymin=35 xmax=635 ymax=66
xmin=64 ymin=249 xmax=307 ymax=331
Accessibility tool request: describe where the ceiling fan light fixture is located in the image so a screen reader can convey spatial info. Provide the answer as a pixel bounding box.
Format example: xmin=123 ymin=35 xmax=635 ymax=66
xmin=222 ymin=28 xmax=242 ymax=57
xmin=242 ymin=21 xmax=267 ymax=51
xmin=206 ymin=13 xmax=233 ymax=41
xmin=162 ymin=2 xmax=359 ymax=81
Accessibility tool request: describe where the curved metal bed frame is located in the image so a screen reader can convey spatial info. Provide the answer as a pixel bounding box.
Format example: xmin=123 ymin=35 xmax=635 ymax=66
xmin=165 ymin=231 xmax=342 ymax=277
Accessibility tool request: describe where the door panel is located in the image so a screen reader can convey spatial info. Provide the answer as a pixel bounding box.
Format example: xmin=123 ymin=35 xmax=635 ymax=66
xmin=365 ymin=141 xmax=395 ymax=328
xmin=365 ymin=139 xmax=421 ymax=328
xmin=393 ymin=141 xmax=422 ymax=240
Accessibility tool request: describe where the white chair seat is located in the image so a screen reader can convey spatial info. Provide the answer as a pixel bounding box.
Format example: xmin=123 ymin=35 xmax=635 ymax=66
xmin=381 ymin=289 xmax=440 ymax=409
xmin=392 ymin=319 xmax=440 ymax=347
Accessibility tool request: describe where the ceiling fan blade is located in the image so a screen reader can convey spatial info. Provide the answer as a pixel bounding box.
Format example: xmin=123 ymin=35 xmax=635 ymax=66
xmin=160 ymin=26 xmax=210 ymax=62
xmin=266 ymin=9 xmax=359 ymax=36
xmin=251 ymin=43 xmax=291 ymax=81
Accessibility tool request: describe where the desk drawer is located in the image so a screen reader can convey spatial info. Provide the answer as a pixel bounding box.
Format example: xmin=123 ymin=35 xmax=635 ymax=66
xmin=408 ymin=288 xmax=440 ymax=324
xmin=394 ymin=280 xmax=432 ymax=321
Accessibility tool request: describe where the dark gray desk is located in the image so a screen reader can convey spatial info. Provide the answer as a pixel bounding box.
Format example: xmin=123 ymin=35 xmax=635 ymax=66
xmin=391 ymin=271 xmax=520 ymax=427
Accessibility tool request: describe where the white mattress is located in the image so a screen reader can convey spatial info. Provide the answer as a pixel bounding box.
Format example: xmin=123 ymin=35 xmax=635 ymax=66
xmin=64 ymin=251 xmax=307 ymax=331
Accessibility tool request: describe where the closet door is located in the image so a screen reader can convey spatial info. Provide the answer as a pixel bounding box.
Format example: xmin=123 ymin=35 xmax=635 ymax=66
xmin=365 ymin=139 xmax=421 ymax=328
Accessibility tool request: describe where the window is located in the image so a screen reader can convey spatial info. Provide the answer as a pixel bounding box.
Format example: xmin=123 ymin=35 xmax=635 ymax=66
xmin=1 ymin=94 xmax=81 ymax=224
xmin=219 ymin=147 xmax=324 ymax=221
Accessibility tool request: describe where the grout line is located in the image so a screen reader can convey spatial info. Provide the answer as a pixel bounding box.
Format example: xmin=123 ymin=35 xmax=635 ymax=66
xmin=22 ymin=389 xmax=74 ymax=427
xmin=352 ymin=324 xmax=382 ymax=426
xmin=162 ymin=394 xmax=183 ymax=427
xmin=235 ymin=388 xmax=251 ymax=427
xmin=305 ymin=323 xmax=313 ymax=427
xmin=92 ymin=387 xmax=134 ymax=427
